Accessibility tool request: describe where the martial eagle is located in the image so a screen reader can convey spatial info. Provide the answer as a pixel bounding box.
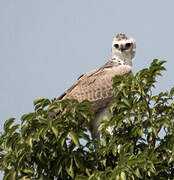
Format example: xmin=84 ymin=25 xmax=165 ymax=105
xmin=55 ymin=33 xmax=136 ymax=139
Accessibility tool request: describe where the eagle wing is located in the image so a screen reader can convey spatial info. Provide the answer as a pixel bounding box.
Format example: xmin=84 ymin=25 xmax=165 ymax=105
xmin=57 ymin=60 xmax=132 ymax=112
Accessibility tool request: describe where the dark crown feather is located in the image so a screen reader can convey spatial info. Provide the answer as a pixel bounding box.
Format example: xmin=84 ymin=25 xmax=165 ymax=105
xmin=115 ymin=33 xmax=128 ymax=40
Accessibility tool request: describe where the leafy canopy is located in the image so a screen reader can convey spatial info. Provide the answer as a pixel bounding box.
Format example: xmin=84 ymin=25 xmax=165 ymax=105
xmin=1 ymin=59 xmax=174 ymax=180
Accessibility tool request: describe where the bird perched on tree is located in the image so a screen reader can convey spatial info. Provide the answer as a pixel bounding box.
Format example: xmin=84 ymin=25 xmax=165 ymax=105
xmin=56 ymin=33 xmax=136 ymax=139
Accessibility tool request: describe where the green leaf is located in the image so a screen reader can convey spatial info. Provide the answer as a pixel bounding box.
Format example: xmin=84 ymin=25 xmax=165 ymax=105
xmin=4 ymin=118 xmax=15 ymax=132
xmin=33 ymin=97 xmax=45 ymax=106
xmin=75 ymin=175 xmax=88 ymax=180
xmin=22 ymin=168 xmax=34 ymax=175
xmin=4 ymin=169 xmax=16 ymax=180
xmin=65 ymin=158 xmax=74 ymax=178
xmin=69 ymin=131 xmax=80 ymax=148
xmin=122 ymin=97 xmax=131 ymax=108
xmin=51 ymin=126 xmax=58 ymax=138
xmin=74 ymin=153 xmax=84 ymax=169
xmin=135 ymin=168 xmax=142 ymax=178
xmin=21 ymin=113 xmax=35 ymax=124
xmin=120 ymin=172 xmax=126 ymax=180
xmin=170 ymin=87 xmax=174 ymax=96
xmin=168 ymin=155 xmax=174 ymax=164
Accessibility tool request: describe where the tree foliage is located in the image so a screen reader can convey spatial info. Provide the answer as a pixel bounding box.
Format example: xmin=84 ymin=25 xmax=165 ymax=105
xmin=1 ymin=59 xmax=174 ymax=179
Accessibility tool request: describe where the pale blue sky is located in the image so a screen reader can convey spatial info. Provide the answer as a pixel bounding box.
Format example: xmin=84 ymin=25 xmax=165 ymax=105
xmin=0 ymin=0 xmax=174 ymax=177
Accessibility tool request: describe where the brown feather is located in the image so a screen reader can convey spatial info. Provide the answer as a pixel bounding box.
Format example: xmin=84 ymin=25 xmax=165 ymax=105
xmin=57 ymin=59 xmax=132 ymax=113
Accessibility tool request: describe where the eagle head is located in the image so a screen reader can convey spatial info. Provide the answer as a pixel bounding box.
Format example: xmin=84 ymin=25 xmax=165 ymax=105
xmin=112 ymin=33 xmax=136 ymax=65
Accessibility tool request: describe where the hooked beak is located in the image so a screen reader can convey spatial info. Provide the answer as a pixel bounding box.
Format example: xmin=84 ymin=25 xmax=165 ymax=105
xmin=120 ymin=45 xmax=125 ymax=52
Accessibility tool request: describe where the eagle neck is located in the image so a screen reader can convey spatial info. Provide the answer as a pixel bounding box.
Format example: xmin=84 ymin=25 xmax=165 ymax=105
xmin=111 ymin=57 xmax=132 ymax=67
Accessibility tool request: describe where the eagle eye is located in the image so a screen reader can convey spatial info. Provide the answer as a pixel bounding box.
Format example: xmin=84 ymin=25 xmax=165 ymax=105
xmin=114 ymin=44 xmax=119 ymax=49
xmin=125 ymin=43 xmax=132 ymax=49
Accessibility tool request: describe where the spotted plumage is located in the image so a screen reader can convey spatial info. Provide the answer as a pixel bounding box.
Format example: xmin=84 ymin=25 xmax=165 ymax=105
xmin=58 ymin=59 xmax=131 ymax=112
